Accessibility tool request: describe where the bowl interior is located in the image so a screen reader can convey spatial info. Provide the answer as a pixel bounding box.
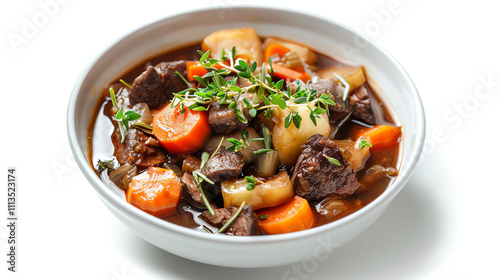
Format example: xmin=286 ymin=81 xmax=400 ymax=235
xmin=67 ymin=5 xmax=424 ymax=265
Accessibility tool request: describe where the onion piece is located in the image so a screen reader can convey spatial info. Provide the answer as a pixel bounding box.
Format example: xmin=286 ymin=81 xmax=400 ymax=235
xmin=254 ymin=150 xmax=279 ymax=178
xmin=131 ymin=103 xmax=153 ymax=126
xmin=108 ymin=164 xmax=137 ymax=191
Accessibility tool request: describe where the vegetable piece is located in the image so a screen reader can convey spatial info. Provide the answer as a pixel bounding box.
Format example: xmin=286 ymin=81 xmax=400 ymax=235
xmin=317 ymin=65 xmax=366 ymax=93
xmin=108 ymin=164 xmax=137 ymax=191
xmin=265 ymin=43 xmax=291 ymax=60
xmin=126 ymin=167 xmax=182 ymax=218
xmin=186 ymin=62 xmax=208 ymax=81
xmin=152 ymin=103 xmax=212 ymax=154
xmin=202 ymin=128 xmax=264 ymax=164
xmin=267 ymin=64 xmax=310 ymax=83
xmin=256 ymin=196 xmax=314 ymax=235
xmin=355 ymin=125 xmax=401 ymax=150
xmin=202 ymin=27 xmax=263 ymax=65
xmin=254 ymin=150 xmax=279 ymax=177
xmin=221 ymin=172 xmax=294 ymax=210
xmin=263 ymin=37 xmax=318 ymax=64
xmin=334 ymin=137 xmax=372 ymax=171
xmin=272 ymin=105 xmax=330 ymax=166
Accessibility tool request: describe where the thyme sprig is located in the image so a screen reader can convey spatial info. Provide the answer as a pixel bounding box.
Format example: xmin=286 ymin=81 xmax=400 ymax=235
xmin=171 ymin=47 xmax=336 ymax=129
xmin=109 ymin=87 xmax=142 ymax=143
xmin=226 ymin=129 xmax=272 ymax=154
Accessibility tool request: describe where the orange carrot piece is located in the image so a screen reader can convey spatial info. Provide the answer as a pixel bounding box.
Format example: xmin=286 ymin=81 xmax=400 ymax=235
xmin=356 ymin=125 xmax=402 ymax=150
xmin=126 ymin=167 xmax=182 ymax=218
xmin=256 ymin=196 xmax=314 ymax=235
xmin=267 ymin=64 xmax=311 ymax=83
xmin=152 ymin=103 xmax=211 ymax=154
xmin=186 ymin=62 xmax=208 ymax=81
xmin=265 ymin=43 xmax=291 ymax=60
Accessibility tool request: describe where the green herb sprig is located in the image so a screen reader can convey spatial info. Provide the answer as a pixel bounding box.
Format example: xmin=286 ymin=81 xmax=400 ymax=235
xmin=226 ymin=129 xmax=272 ymax=154
xmin=323 ymin=154 xmax=342 ymax=167
xmin=109 ymin=87 xmax=142 ymax=143
xmin=171 ymin=47 xmax=336 ymax=129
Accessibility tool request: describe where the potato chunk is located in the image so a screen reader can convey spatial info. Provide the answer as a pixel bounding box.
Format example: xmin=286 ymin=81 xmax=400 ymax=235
xmin=272 ymin=105 xmax=330 ymax=166
xmin=202 ymin=27 xmax=263 ymax=65
xmin=222 ymin=172 xmax=293 ymax=210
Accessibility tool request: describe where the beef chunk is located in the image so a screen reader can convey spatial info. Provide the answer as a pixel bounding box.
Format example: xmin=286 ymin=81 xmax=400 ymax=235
xmin=202 ymin=205 xmax=257 ymax=236
xmin=350 ymin=86 xmax=375 ymax=125
xmin=208 ymin=93 xmax=254 ymax=134
xmin=309 ymin=79 xmax=351 ymax=121
xmin=291 ymin=134 xmax=360 ymax=200
xmin=202 ymin=147 xmax=245 ymax=182
xmin=112 ymin=128 xmax=167 ymax=167
xmin=155 ymin=61 xmax=188 ymax=99
xmin=129 ymin=66 xmax=164 ymax=109
xmin=182 ymin=172 xmax=203 ymax=204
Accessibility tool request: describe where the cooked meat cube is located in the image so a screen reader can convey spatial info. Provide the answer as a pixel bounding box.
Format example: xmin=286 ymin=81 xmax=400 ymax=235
xmin=129 ymin=66 xmax=164 ymax=109
xmin=202 ymin=147 xmax=245 ymax=182
xmin=309 ymin=79 xmax=351 ymax=121
xmin=202 ymin=205 xmax=257 ymax=236
xmin=350 ymin=86 xmax=375 ymax=125
xmin=112 ymin=128 xmax=167 ymax=167
xmin=291 ymin=134 xmax=360 ymax=200
xmin=155 ymin=60 xmax=188 ymax=99
xmin=208 ymin=93 xmax=254 ymax=134
xmin=182 ymin=172 xmax=203 ymax=204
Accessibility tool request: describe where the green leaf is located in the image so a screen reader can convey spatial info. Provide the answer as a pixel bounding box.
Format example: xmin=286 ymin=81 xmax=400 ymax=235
xmin=231 ymin=46 xmax=236 ymax=63
xmin=250 ymin=137 xmax=265 ymax=142
xmin=262 ymin=126 xmax=271 ymax=149
xmin=200 ymin=152 xmax=210 ymax=169
xmin=227 ymin=138 xmax=242 ymax=145
xmin=259 ymin=214 xmax=268 ymax=220
xmin=268 ymin=57 xmax=274 ymax=75
xmin=124 ymin=111 xmax=141 ymax=121
xmin=292 ymin=113 xmax=302 ymax=128
xmin=271 ymin=98 xmax=287 ymax=109
xmin=309 ymin=111 xmax=317 ymax=126
xmin=261 ymin=94 xmax=271 ymax=106
xmin=243 ymin=97 xmax=252 ymax=108
xmin=275 ymin=79 xmax=284 ymax=90
xmin=192 ymin=106 xmax=207 ymax=111
xmin=238 ymin=59 xmax=249 ymax=69
xmin=230 ymin=86 xmax=241 ymax=92
xmin=359 ymin=139 xmax=373 ymax=149
xmin=249 ymin=108 xmax=257 ymax=117
xmin=314 ymin=107 xmax=326 ymax=115
xmin=264 ymin=108 xmax=271 ymax=118
xmin=228 ymin=102 xmax=237 ymax=109
xmin=323 ymin=154 xmax=342 ymax=167
xmin=241 ymin=129 xmax=249 ymax=142
xmin=236 ymin=109 xmax=248 ymax=124
xmin=199 ymin=50 xmax=210 ymax=64
xmin=115 ymin=108 xmax=124 ymax=119
xmin=238 ymin=72 xmax=251 ymax=79
xmin=285 ymin=112 xmax=293 ymax=128
xmin=294 ymin=96 xmax=308 ymax=104
xmin=250 ymin=61 xmax=257 ymax=73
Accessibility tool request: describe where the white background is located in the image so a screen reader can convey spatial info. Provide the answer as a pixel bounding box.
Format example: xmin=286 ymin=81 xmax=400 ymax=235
xmin=1 ymin=0 xmax=499 ymax=279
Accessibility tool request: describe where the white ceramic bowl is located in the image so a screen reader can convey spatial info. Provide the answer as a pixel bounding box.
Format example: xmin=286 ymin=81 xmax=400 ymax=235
xmin=67 ymin=6 xmax=425 ymax=268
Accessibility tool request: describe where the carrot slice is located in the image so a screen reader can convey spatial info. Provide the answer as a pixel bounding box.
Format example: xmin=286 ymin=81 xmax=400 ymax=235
xmin=256 ymin=196 xmax=314 ymax=235
xmin=265 ymin=43 xmax=291 ymax=60
xmin=152 ymin=103 xmax=211 ymax=154
xmin=126 ymin=167 xmax=182 ymax=218
xmin=186 ymin=62 xmax=207 ymax=81
xmin=267 ymin=64 xmax=311 ymax=83
xmin=355 ymin=125 xmax=402 ymax=150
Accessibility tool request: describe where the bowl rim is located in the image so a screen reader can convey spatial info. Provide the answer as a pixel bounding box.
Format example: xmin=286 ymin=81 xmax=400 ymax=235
xmin=67 ymin=5 xmax=425 ymax=244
